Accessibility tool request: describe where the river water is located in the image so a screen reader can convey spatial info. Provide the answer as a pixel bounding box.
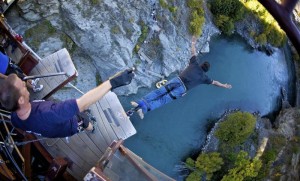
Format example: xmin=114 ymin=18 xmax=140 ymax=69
xmin=119 ymin=35 xmax=294 ymax=180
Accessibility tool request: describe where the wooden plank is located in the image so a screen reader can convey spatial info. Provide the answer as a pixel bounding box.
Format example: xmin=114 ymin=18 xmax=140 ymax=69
xmin=40 ymin=138 xmax=89 ymax=179
xmin=85 ymin=122 xmax=110 ymax=154
xmin=29 ymin=58 xmax=61 ymax=100
xmin=29 ymin=48 xmax=77 ymax=100
xmin=56 ymin=49 xmax=78 ymax=77
xmin=104 ymin=92 xmax=136 ymax=139
xmin=61 ymin=134 xmax=99 ymax=166
xmin=99 ymin=95 xmax=126 ymax=140
xmin=76 ymin=133 xmax=103 ymax=160
xmin=94 ymin=102 xmax=118 ymax=143
xmin=22 ymin=137 xmax=32 ymax=180
xmin=0 ymin=155 xmax=15 ymax=180
xmin=89 ymin=104 xmax=112 ymax=146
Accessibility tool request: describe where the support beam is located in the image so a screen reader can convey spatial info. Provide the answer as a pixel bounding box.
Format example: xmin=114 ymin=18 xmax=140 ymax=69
xmin=0 ymin=155 xmax=16 ymax=180
xmin=22 ymin=135 xmax=32 ymax=180
xmin=45 ymin=157 xmax=68 ymax=181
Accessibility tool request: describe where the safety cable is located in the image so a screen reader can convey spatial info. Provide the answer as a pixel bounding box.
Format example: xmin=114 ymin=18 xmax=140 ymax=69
xmin=0 ymin=132 xmax=28 ymax=181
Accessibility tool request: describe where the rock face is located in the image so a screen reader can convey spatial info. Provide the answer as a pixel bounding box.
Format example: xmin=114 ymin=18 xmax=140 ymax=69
xmin=6 ymin=0 xmax=219 ymax=96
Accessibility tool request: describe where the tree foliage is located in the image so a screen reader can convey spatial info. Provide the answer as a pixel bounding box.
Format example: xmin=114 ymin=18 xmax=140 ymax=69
xmin=209 ymin=0 xmax=286 ymax=47
xmin=187 ymin=0 xmax=205 ymax=37
xmin=210 ymin=0 xmax=244 ymax=20
xmin=185 ymin=152 xmax=224 ymax=180
xmin=221 ymin=151 xmax=262 ymax=181
xmin=215 ymin=15 xmax=234 ymax=35
xmin=209 ymin=0 xmax=244 ymax=35
xmin=255 ymin=33 xmax=267 ymax=45
xmin=215 ymin=111 xmax=256 ymax=147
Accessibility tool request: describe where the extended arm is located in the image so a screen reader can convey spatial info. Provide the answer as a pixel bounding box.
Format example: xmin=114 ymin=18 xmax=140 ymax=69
xmin=76 ymin=68 xmax=134 ymax=112
xmin=191 ymin=36 xmax=197 ymax=56
xmin=76 ymin=80 xmax=112 ymax=112
xmin=212 ymin=80 xmax=232 ymax=89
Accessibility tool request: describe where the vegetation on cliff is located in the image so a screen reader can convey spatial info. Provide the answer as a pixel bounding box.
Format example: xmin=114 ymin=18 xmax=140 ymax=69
xmin=209 ymin=0 xmax=286 ymax=47
xmin=215 ymin=111 xmax=256 ymax=147
xmin=185 ymin=111 xmax=261 ymax=180
xmin=184 ymin=108 xmax=300 ymax=180
xmin=187 ymin=0 xmax=205 ymax=37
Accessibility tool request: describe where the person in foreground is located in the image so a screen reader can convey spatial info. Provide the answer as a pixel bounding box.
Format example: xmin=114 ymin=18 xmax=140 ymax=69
xmin=0 ymin=68 xmax=134 ymax=138
xmin=130 ymin=38 xmax=232 ymax=119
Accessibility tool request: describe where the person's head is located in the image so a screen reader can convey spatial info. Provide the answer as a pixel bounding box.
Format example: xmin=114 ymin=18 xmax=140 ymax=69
xmin=0 ymin=74 xmax=30 ymax=111
xmin=201 ymin=62 xmax=210 ymax=72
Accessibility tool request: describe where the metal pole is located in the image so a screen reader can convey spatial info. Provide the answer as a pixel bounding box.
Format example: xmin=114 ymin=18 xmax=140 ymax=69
xmin=23 ymin=72 xmax=66 ymax=80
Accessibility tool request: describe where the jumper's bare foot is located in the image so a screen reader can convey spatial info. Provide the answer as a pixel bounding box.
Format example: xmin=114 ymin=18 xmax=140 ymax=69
xmin=130 ymin=101 xmax=144 ymax=119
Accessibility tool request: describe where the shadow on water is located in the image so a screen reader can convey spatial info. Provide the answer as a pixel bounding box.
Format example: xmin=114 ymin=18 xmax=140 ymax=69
xmin=119 ymin=35 xmax=295 ymax=180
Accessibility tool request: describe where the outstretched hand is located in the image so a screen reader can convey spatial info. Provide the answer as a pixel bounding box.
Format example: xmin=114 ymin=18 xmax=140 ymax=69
xmin=224 ymin=83 xmax=232 ymax=89
xmin=109 ymin=67 xmax=135 ymax=90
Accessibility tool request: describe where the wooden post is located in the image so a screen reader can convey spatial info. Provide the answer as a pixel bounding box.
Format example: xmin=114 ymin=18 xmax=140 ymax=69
xmin=22 ymin=135 xmax=32 ymax=180
xmin=0 ymin=155 xmax=16 ymax=180
xmin=45 ymin=157 xmax=68 ymax=181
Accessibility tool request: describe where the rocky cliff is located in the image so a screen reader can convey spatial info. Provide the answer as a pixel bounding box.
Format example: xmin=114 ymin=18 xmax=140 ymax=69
xmin=5 ymin=0 xmax=219 ymax=96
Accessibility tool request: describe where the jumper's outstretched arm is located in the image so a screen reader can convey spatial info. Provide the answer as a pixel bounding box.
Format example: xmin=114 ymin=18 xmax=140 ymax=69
xmin=191 ymin=36 xmax=197 ymax=56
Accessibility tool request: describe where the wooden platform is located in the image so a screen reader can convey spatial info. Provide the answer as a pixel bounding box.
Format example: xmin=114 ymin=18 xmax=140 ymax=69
xmin=38 ymin=91 xmax=136 ymax=179
xmin=29 ymin=48 xmax=78 ymax=100
xmin=26 ymin=48 xmax=136 ymax=179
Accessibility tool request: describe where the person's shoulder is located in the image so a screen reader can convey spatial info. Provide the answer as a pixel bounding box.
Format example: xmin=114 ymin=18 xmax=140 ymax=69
xmin=189 ymin=56 xmax=198 ymax=64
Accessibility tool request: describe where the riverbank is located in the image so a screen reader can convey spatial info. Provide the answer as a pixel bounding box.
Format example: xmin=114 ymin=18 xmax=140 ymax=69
xmin=196 ymin=40 xmax=300 ymax=179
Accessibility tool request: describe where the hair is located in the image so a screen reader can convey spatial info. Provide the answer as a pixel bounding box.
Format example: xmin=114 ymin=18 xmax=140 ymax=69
xmin=201 ymin=62 xmax=210 ymax=72
xmin=0 ymin=74 xmax=21 ymax=111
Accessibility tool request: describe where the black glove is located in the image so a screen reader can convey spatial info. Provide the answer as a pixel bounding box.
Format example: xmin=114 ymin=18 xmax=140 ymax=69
xmin=109 ymin=68 xmax=135 ymax=90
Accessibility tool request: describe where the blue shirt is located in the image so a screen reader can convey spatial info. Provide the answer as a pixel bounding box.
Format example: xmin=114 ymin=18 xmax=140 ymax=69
xmin=11 ymin=99 xmax=79 ymax=138
xmin=0 ymin=51 xmax=9 ymax=74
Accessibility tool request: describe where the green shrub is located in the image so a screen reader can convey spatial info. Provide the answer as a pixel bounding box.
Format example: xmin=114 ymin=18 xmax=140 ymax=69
xmin=111 ymin=26 xmax=121 ymax=34
xmin=261 ymin=149 xmax=277 ymax=164
xmin=210 ymin=0 xmax=244 ymax=21
xmin=168 ymin=6 xmax=177 ymax=13
xmin=242 ymin=0 xmax=286 ymax=47
xmin=95 ymin=71 xmax=102 ymax=85
xmin=221 ymin=151 xmax=262 ymax=181
xmin=186 ymin=171 xmax=201 ymax=181
xmin=89 ymin=0 xmax=101 ymax=5
xmin=255 ymin=33 xmax=267 ymax=45
xmin=187 ymin=0 xmax=203 ymax=9
xmin=185 ymin=152 xmax=224 ymax=181
xmin=215 ymin=15 xmax=234 ymax=35
xmin=189 ymin=10 xmax=205 ymax=36
xmin=215 ymin=111 xmax=256 ymax=147
xmin=24 ymin=20 xmax=57 ymax=50
xmin=269 ymin=135 xmax=286 ymax=150
xmin=133 ymin=21 xmax=148 ymax=55
xmin=187 ymin=0 xmax=205 ymax=37
xmin=159 ymin=0 xmax=168 ymax=9
xmin=60 ymin=34 xmax=77 ymax=54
